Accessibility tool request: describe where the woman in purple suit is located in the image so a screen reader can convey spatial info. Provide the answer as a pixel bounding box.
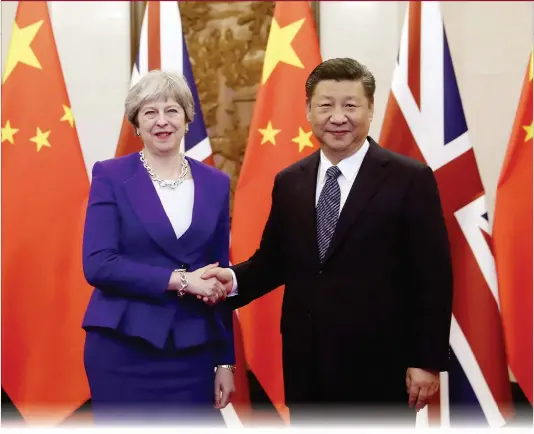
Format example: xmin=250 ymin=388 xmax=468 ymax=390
xmin=82 ymin=70 xmax=235 ymax=425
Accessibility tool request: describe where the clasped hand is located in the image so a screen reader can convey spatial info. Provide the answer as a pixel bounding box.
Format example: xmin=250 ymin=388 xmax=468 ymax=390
xmin=184 ymin=263 xmax=233 ymax=305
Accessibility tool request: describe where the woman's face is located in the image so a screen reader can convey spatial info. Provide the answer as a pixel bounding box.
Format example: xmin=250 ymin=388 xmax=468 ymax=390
xmin=137 ymin=97 xmax=186 ymax=155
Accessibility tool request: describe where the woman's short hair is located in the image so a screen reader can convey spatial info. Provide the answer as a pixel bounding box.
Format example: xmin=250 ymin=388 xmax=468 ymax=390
xmin=125 ymin=70 xmax=195 ymax=127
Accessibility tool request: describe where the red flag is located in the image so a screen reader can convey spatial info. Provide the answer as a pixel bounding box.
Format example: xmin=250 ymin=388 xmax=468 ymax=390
xmin=231 ymin=2 xmax=321 ymax=423
xmin=379 ymin=2 xmax=512 ymax=426
xmin=493 ymin=52 xmax=533 ymax=404
xmin=1 ymin=1 xmax=92 ymax=423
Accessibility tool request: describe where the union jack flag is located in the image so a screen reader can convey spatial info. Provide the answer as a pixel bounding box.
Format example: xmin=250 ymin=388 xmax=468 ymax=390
xmin=379 ymin=2 xmax=513 ymax=427
xmin=115 ymin=1 xmax=211 ymax=162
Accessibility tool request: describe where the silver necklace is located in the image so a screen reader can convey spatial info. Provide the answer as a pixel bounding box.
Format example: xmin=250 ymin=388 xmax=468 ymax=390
xmin=139 ymin=150 xmax=189 ymax=189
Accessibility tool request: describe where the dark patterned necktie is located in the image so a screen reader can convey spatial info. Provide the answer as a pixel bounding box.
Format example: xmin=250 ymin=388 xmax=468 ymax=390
xmin=316 ymin=165 xmax=342 ymax=262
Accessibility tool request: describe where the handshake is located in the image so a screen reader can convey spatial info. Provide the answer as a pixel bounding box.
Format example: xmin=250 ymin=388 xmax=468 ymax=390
xmin=171 ymin=263 xmax=234 ymax=305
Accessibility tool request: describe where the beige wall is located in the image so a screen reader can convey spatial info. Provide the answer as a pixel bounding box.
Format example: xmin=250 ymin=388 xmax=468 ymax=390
xmin=2 ymin=1 xmax=532 ymax=221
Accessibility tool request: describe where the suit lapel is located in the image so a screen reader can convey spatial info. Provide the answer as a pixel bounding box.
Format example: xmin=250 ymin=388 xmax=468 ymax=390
xmin=322 ymin=139 xmax=391 ymax=264
xmin=173 ymin=157 xmax=207 ymax=256
xmin=297 ymin=151 xmax=322 ymax=266
xmin=122 ymin=157 xmax=191 ymax=264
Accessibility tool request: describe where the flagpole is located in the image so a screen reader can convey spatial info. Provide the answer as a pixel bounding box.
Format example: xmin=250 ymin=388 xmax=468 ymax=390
xmin=310 ymin=1 xmax=320 ymax=38
xmin=130 ymin=1 xmax=146 ymax=69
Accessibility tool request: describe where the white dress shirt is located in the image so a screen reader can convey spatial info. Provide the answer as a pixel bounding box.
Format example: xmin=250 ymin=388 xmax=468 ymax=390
xmin=153 ymin=179 xmax=194 ymax=239
xmin=229 ymin=139 xmax=370 ymax=294
xmin=315 ymin=139 xmax=370 ymax=211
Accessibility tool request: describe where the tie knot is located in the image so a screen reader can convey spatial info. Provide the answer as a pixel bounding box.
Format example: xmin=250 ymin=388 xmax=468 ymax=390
xmin=326 ymin=166 xmax=341 ymax=180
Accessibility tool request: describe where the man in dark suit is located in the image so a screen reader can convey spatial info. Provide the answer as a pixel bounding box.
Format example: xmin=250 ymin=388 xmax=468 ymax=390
xmin=203 ymin=58 xmax=453 ymax=425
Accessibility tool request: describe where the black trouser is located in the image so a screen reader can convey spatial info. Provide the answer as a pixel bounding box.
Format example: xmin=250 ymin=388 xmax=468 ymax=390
xmin=287 ymin=324 xmax=416 ymax=427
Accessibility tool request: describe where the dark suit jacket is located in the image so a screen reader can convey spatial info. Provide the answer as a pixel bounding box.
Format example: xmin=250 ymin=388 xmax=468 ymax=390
xmin=82 ymin=152 xmax=234 ymax=364
xmin=230 ymin=137 xmax=453 ymax=406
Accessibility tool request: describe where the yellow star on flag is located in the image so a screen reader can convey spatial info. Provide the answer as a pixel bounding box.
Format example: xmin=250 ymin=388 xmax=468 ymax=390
xmin=291 ymin=127 xmax=314 ymax=152
xmin=262 ymin=18 xmax=305 ymax=85
xmin=2 ymin=121 xmax=20 ymax=144
xmin=3 ymin=20 xmax=44 ymax=84
xmin=523 ymin=123 xmax=533 ymax=142
xmin=30 ymin=127 xmax=51 ymax=152
xmin=60 ymin=105 xmax=75 ymax=127
xmin=258 ymin=121 xmax=281 ymax=145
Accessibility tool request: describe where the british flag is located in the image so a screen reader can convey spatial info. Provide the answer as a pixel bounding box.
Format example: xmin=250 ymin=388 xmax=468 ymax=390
xmin=115 ymin=1 xmax=211 ymax=162
xmin=379 ymin=2 xmax=513 ymax=427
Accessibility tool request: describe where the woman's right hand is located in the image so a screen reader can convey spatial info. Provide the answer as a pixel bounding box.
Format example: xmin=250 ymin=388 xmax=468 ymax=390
xmin=170 ymin=263 xmax=226 ymax=305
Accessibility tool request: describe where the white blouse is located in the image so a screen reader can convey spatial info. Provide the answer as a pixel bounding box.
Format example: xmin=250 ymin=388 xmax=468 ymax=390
xmin=152 ymin=179 xmax=194 ymax=239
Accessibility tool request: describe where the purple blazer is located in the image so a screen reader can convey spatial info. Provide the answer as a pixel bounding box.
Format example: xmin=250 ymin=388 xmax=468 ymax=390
xmin=81 ymin=152 xmax=234 ymax=364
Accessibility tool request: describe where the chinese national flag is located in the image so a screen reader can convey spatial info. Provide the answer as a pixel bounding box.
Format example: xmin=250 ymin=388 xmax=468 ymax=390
xmin=493 ymin=52 xmax=533 ymax=404
xmin=1 ymin=1 xmax=92 ymax=423
xmin=231 ymin=1 xmax=321 ymax=422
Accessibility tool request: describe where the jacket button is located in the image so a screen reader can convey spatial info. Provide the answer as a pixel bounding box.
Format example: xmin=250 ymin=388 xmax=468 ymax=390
xmin=307 ymin=310 xmax=313 ymax=319
xmin=318 ymin=269 xmax=323 ymax=275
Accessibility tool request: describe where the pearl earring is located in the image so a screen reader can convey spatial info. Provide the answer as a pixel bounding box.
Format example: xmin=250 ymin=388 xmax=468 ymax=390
xmin=135 ymin=129 xmax=140 ymax=136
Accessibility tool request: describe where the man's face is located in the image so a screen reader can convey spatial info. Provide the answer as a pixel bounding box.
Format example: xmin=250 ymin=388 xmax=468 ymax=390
xmin=307 ymin=79 xmax=374 ymax=161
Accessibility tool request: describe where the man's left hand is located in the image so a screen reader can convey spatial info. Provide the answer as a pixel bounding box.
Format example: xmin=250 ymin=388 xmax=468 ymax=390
xmin=406 ymin=367 xmax=440 ymax=411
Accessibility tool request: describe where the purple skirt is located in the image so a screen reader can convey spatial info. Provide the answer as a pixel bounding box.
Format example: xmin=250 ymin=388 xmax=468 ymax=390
xmin=84 ymin=327 xmax=224 ymax=426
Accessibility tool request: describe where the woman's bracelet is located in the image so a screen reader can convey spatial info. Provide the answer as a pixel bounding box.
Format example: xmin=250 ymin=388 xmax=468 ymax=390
xmin=174 ymin=269 xmax=188 ymax=298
